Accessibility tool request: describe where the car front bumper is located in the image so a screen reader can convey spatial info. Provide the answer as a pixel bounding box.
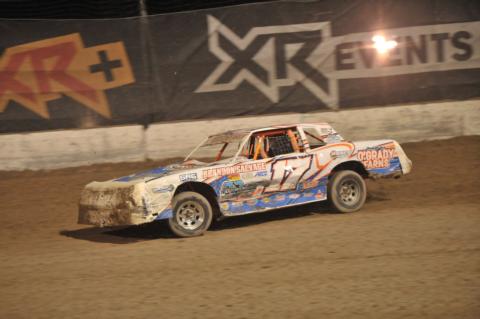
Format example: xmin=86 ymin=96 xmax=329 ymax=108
xmin=78 ymin=181 xmax=150 ymax=227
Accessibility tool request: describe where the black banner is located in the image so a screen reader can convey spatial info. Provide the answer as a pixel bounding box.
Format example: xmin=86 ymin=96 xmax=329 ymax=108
xmin=1 ymin=0 xmax=479 ymax=133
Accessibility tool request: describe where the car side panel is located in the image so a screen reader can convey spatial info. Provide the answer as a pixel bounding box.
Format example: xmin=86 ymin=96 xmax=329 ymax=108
xmin=153 ymin=140 xmax=408 ymax=219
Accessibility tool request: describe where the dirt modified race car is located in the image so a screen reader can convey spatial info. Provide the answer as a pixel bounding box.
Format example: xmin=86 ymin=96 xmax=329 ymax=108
xmin=79 ymin=123 xmax=412 ymax=237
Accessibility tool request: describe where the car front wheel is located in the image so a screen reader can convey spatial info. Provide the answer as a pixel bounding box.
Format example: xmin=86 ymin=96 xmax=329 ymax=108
xmin=168 ymin=191 xmax=213 ymax=237
xmin=327 ymin=170 xmax=367 ymax=213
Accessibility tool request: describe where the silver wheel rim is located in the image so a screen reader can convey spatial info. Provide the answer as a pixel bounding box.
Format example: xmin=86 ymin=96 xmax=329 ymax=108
xmin=339 ymin=179 xmax=360 ymax=205
xmin=176 ymin=200 xmax=205 ymax=230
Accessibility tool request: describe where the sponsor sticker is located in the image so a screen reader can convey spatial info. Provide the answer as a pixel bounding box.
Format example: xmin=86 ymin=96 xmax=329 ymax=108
xmin=255 ymin=170 xmax=268 ymax=177
xmin=299 ymin=180 xmax=319 ymax=190
xmin=357 ymin=146 xmax=395 ymax=169
xmin=179 ymin=173 xmax=198 ymax=182
xmin=203 ymin=162 xmax=267 ymax=179
xmin=330 ymin=150 xmax=349 ymax=159
xmin=220 ymin=179 xmax=245 ymax=196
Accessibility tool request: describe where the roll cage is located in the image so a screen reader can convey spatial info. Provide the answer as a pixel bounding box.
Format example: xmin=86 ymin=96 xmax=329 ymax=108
xmin=185 ymin=124 xmax=340 ymax=164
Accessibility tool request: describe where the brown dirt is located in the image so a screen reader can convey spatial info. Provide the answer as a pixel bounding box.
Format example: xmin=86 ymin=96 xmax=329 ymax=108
xmin=0 ymin=136 xmax=479 ymax=319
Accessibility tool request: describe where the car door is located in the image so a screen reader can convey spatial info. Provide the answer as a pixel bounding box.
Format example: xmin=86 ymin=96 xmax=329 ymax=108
xmin=262 ymin=128 xmax=313 ymax=194
xmin=219 ymin=128 xmax=315 ymax=213
xmin=217 ymin=134 xmax=271 ymax=202
xmin=264 ymin=152 xmax=313 ymax=193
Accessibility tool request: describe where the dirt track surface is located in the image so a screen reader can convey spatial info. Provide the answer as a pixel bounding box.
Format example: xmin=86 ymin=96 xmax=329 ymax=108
xmin=1 ymin=136 xmax=479 ymax=319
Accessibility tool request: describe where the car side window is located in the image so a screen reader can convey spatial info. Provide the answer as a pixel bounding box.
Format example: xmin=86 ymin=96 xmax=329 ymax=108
xmin=246 ymin=129 xmax=304 ymax=159
xmin=266 ymin=134 xmax=294 ymax=157
xmin=303 ymin=127 xmax=326 ymax=149
xmin=245 ymin=135 xmax=267 ymax=159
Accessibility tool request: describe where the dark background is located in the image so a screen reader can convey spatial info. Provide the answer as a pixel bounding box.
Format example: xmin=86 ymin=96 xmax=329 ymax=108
xmin=0 ymin=0 xmax=479 ymax=133
xmin=0 ymin=0 xmax=274 ymax=18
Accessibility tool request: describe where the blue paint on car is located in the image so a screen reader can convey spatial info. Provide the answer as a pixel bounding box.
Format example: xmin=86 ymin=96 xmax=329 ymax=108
xmin=155 ymin=208 xmax=173 ymax=220
xmin=114 ymin=167 xmax=170 ymax=182
xmin=221 ymin=180 xmax=328 ymax=215
xmin=368 ymin=157 xmax=402 ymax=175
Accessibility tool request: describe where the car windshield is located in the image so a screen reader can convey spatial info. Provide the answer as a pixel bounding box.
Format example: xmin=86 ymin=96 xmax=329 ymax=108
xmin=185 ymin=132 xmax=248 ymax=163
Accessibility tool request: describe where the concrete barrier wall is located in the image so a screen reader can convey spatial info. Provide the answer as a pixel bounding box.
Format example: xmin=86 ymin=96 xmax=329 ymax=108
xmin=0 ymin=126 xmax=145 ymax=170
xmin=1 ymin=100 xmax=478 ymax=170
xmin=145 ymin=100 xmax=479 ymax=159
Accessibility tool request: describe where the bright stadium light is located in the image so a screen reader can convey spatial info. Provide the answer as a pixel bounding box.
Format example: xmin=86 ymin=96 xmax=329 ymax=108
xmin=372 ymin=34 xmax=398 ymax=54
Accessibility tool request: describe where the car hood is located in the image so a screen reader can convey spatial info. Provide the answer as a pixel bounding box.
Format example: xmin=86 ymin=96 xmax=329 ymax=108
xmin=85 ymin=156 xmax=248 ymax=189
xmin=112 ymin=162 xmax=207 ymax=184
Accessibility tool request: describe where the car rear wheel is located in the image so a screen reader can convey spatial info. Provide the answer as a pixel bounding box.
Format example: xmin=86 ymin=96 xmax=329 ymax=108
xmin=328 ymin=170 xmax=367 ymax=213
xmin=168 ymin=191 xmax=213 ymax=237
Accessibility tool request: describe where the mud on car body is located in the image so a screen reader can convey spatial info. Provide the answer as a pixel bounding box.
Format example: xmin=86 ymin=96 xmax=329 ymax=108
xmin=78 ymin=123 xmax=412 ymax=237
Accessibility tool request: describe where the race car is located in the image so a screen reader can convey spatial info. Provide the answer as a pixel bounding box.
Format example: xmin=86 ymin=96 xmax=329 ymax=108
xmin=78 ymin=123 xmax=412 ymax=237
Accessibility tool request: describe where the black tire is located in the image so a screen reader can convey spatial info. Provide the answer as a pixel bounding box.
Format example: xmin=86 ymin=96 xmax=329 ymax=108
xmin=168 ymin=191 xmax=213 ymax=237
xmin=327 ymin=170 xmax=367 ymax=213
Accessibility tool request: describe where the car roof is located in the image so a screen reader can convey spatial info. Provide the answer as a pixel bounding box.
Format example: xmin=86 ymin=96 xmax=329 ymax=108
xmin=207 ymin=123 xmax=330 ymax=139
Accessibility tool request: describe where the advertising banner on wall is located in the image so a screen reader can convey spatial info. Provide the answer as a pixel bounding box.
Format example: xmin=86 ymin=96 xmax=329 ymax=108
xmin=0 ymin=18 xmax=154 ymax=132
xmin=1 ymin=0 xmax=479 ymax=133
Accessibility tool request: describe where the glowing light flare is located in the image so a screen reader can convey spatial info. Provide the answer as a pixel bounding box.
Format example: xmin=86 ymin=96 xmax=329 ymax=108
xmin=372 ymin=35 xmax=398 ymax=54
